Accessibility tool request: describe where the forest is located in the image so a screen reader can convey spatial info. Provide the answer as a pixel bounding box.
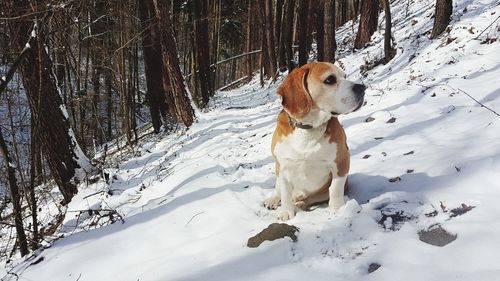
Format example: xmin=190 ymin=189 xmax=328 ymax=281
xmin=2 ymin=0 xmax=500 ymax=279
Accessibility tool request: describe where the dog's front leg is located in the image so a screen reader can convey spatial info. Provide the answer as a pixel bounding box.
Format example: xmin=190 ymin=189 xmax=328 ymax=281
xmin=263 ymin=178 xmax=281 ymax=210
xmin=328 ymin=175 xmax=347 ymax=214
xmin=277 ymin=175 xmax=295 ymax=220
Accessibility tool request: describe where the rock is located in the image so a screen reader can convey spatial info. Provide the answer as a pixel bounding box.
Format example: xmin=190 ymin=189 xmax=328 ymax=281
xmin=449 ymin=203 xmax=475 ymax=218
xmin=386 ymin=117 xmax=396 ymax=123
xmin=368 ymin=263 xmax=381 ymax=273
xmin=425 ymin=210 xmax=438 ymax=217
xmin=388 ymin=176 xmax=401 ymax=182
xmin=247 ymin=223 xmax=299 ymax=248
xmin=362 ymin=154 xmax=371 ymax=159
xmin=403 ymin=150 xmax=414 ymax=155
xmin=418 ymin=225 xmax=457 ymax=247
xmin=365 ymin=117 xmax=376 ymax=122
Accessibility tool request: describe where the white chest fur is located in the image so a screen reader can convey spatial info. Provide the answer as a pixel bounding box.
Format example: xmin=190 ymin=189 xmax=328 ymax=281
xmin=274 ymin=124 xmax=338 ymax=196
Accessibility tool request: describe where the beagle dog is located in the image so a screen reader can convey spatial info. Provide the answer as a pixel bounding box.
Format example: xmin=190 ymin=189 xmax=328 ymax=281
xmin=263 ymin=62 xmax=365 ymax=220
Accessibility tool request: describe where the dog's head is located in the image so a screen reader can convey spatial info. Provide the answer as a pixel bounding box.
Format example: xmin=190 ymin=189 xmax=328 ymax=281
xmin=277 ymin=62 xmax=365 ymax=121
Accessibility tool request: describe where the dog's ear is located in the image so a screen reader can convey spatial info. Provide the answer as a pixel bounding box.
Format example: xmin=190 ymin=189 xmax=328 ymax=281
xmin=277 ymin=66 xmax=312 ymax=119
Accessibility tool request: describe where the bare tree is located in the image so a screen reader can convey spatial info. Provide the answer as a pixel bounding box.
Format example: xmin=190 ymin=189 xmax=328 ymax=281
xmin=382 ymin=0 xmax=395 ymax=62
xmin=431 ymin=0 xmax=452 ymax=38
xmin=6 ymin=0 xmax=94 ymax=204
xmin=316 ymin=1 xmax=325 ymax=61
xmin=0 ymin=127 xmax=29 ymax=256
xmin=258 ymin=0 xmax=277 ymax=77
xmin=153 ymin=0 xmax=195 ymax=127
xmin=138 ymin=0 xmax=168 ymax=133
xmin=245 ymin=0 xmax=254 ymax=81
xmin=284 ymin=0 xmax=296 ymax=71
xmin=323 ymin=0 xmax=337 ymax=63
xmin=298 ymin=0 xmax=310 ymax=66
xmin=276 ymin=0 xmax=287 ymax=70
xmin=193 ymin=0 xmax=213 ymax=107
xmin=354 ymin=0 xmax=379 ymax=49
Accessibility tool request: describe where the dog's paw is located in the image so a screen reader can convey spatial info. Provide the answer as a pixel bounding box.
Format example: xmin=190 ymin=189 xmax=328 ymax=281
xmin=263 ymin=196 xmax=281 ymax=210
xmin=278 ymin=208 xmax=295 ymax=221
xmin=329 ymin=199 xmax=345 ymax=215
xmin=294 ymin=200 xmax=308 ymax=210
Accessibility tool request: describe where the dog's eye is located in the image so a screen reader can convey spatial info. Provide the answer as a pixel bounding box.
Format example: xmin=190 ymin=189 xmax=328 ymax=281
xmin=324 ymin=75 xmax=336 ymax=85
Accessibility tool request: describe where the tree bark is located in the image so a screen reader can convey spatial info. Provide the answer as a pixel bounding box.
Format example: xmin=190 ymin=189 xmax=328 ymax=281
xmin=354 ymin=0 xmax=379 ymax=49
xmin=316 ymin=1 xmax=325 ymax=62
xmin=276 ymin=0 xmax=287 ymax=70
xmin=306 ymin=0 xmax=317 ymax=55
xmin=0 ymin=127 xmax=29 ymax=257
xmin=323 ymin=0 xmax=336 ymax=63
xmin=431 ymin=0 xmax=452 ymax=39
xmin=265 ymin=0 xmax=277 ymax=76
xmin=382 ymin=0 xmax=395 ymax=62
xmin=193 ymin=0 xmax=213 ymax=107
xmin=284 ymin=0 xmax=296 ymax=72
xmin=29 ymin=116 xmax=39 ymax=249
xmin=258 ymin=0 xmax=277 ymax=77
xmin=153 ymin=0 xmax=195 ymax=127
xmin=7 ymin=0 xmax=93 ymax=204
xmin=138 ymin=0 xmax=168 ymax=133
xmin=246 ymin=0 xmax=254 ymax=82
xmin=298 ymin=0 xmax=310 ymax=66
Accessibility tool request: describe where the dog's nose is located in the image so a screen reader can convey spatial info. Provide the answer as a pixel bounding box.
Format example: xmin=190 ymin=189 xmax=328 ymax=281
xmin=352 ymin=83 xmax=366 ymax=96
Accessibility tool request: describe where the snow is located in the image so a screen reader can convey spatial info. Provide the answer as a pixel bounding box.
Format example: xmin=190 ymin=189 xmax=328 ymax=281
xmin=2 ymin=0 xmax=500 ymax=280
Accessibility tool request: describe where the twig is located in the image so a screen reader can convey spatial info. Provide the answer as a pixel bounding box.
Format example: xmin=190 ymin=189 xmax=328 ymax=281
xmin=6 ymin=271 xmax=19 ymax=281
xmin=441 ymin=84 xmax=500 ymax=117
xmin=457 ymin=88 xmax=500 ymax=116
xmin=185 ymin=212 xmax=205 ymax=226
xmin=474 ymin=15 xmax=500 ymax=40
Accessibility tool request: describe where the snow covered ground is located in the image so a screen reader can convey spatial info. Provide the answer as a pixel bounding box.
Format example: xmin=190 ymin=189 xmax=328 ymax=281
xmin=2 ymin=0 xmax=500 ymax=280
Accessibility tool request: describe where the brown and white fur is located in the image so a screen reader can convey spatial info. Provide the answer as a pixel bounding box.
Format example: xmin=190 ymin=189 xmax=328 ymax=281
xmin=263 ymin=62 xmax=365 ymax=220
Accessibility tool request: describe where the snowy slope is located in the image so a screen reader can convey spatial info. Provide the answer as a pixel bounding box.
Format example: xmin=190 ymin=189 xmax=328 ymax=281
xmin=2 ymin=0 xmax=500 ymax=280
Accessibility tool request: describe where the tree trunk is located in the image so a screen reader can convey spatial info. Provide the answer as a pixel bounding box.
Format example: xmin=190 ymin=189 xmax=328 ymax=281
xmin=284 ymin=0 xmax=296 ymax=72
xmin=264 ymin=0 xmax=277 ymax=76
xmin=298 ymin=0 xmax=310 ymax=66
xmin=431 ymin=0 xmax=452 ymax=39
xmin=7 ymin=0 xmax=93 ymax=204
xmin=276 ymin=0 xmax=287 ymax=70
xmin=90 ymin=0 xmax=106 ymax=146
xmin=105 ymin=67 xmax=114 ymax=139
xmin=29 ymin=116 xmax=39 ymax=249
xmin=382 ymin=0 xmax=395 ymax=62
xmin=306 ymin=0 xmax=317 ymax=55
xmin=0 ymin=127 xmax=29 ymax=257
xmin=354 ymin=0 xmax=379 ymax=49
xmin=246 ymin=0 xmax=254 ymax=81
xmin=153 ymin=0 xmax=195 ymax=127
xmin=316 ymin=2 xmax=325 ymax=61
xmin=138 ymin=0 xmax=168 ymax=133
xmin=323 ymin=0 xmax=336 ymax=63
xmin=211 ymin=0 xmax=221 ymax=90
xmin=258 ymin=0 xmax=277 ymax=77
xmin=193 ymin=0 xmax=213 ymax=107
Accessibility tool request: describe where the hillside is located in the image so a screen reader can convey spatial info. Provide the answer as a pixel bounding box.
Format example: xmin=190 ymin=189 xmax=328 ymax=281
xmin=2 ymin=0 xmax=500 ymax=280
